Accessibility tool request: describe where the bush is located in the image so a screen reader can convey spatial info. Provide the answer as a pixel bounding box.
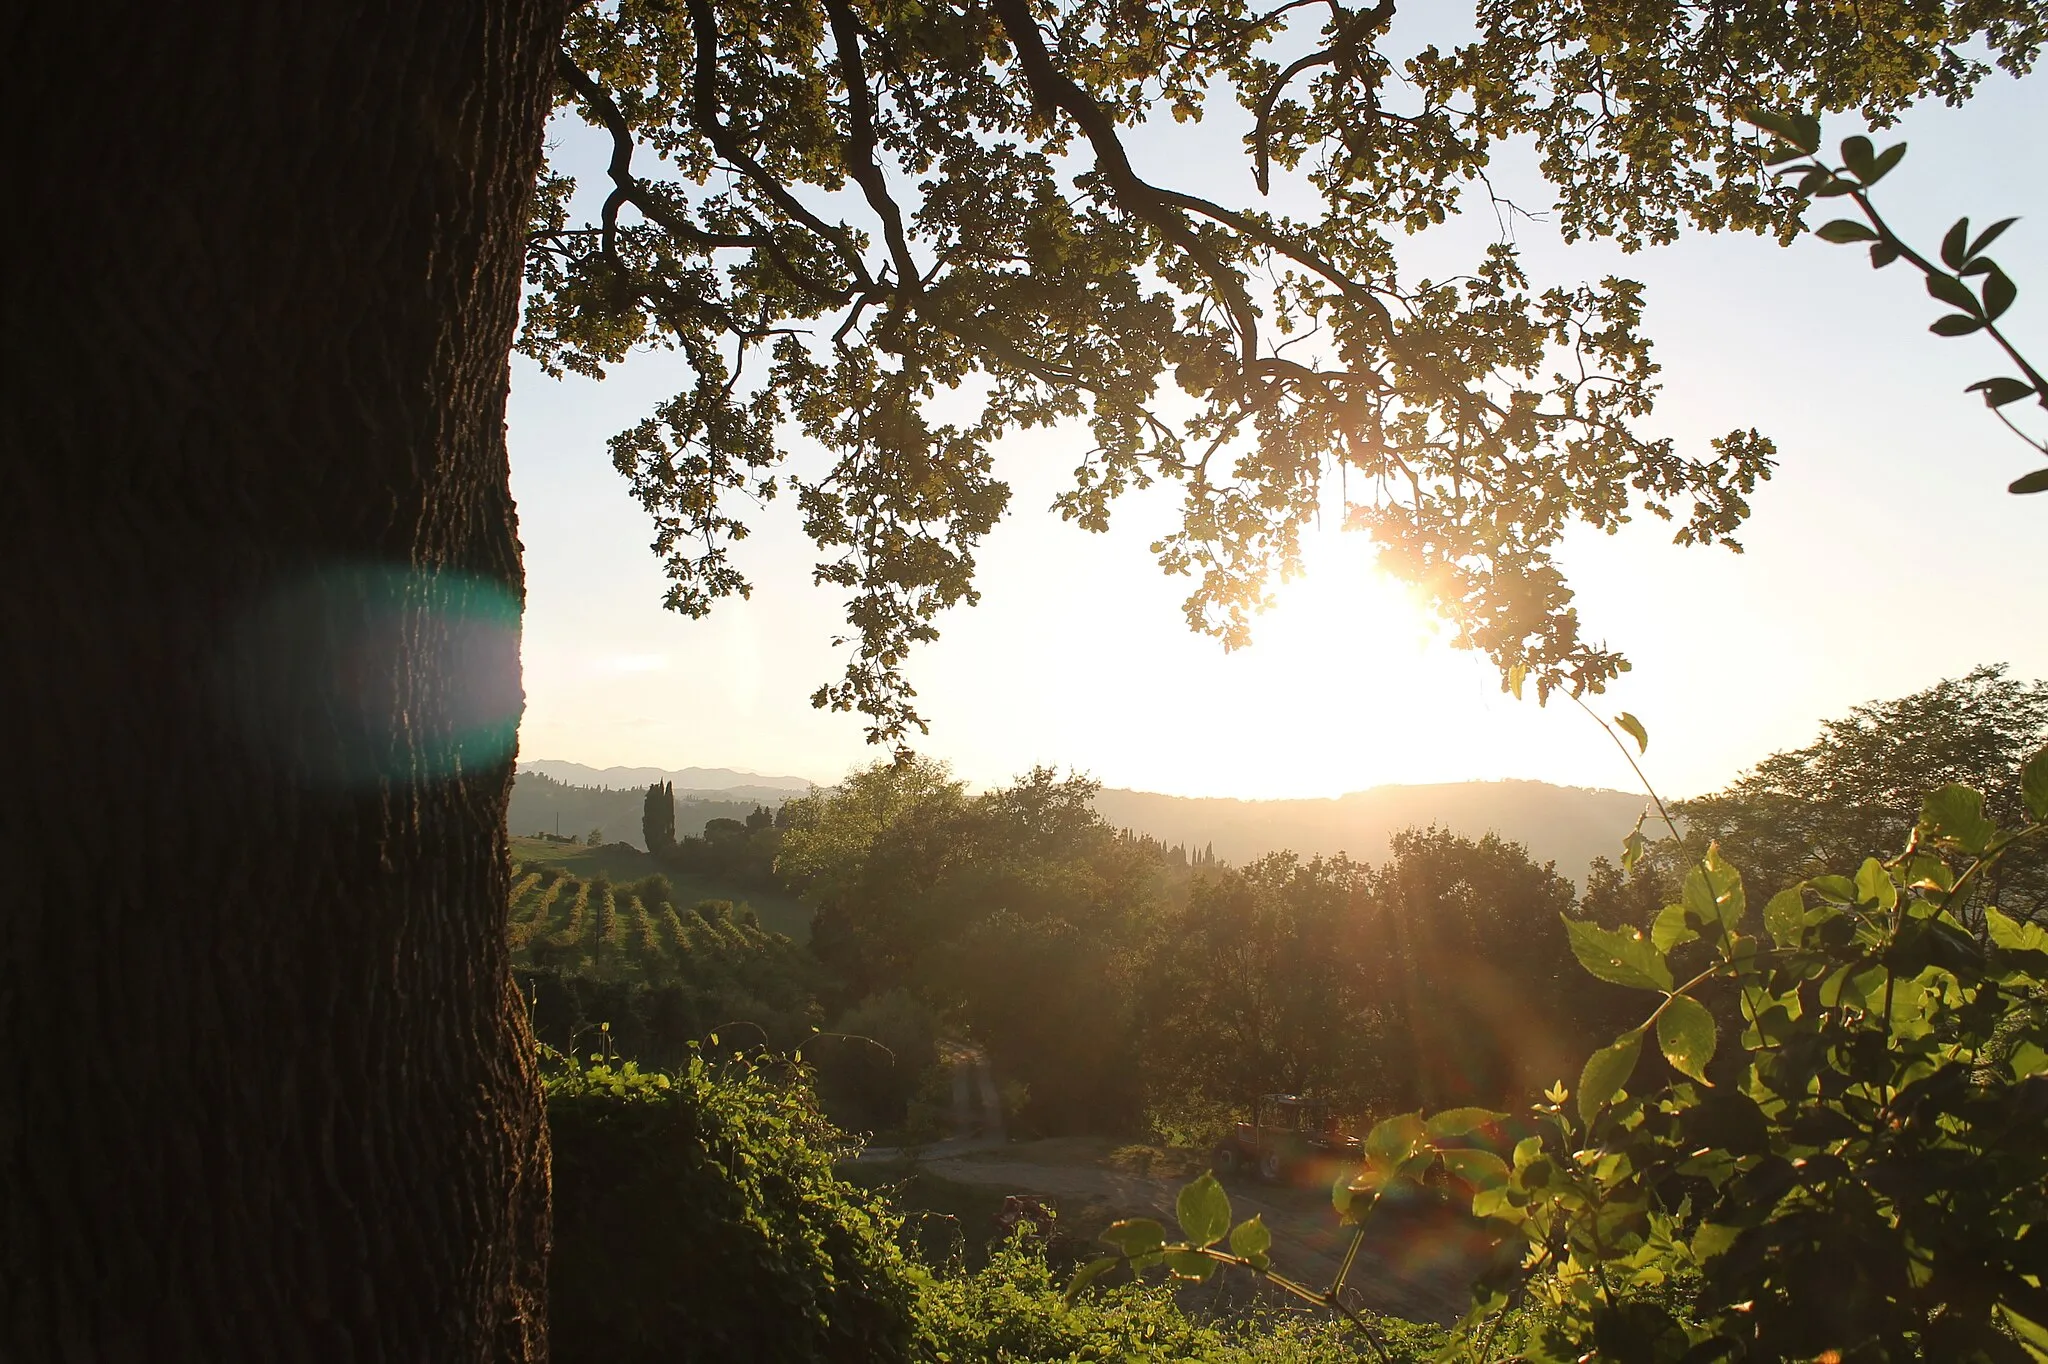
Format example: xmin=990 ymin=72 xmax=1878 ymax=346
xmin=919 ymin=1241 xmax=1445 ymax=1362
xmin=546 ymin=1054 xmax=922 ymax=1364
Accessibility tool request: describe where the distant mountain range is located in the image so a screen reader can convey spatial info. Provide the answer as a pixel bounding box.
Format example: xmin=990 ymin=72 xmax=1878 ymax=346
xmin=517 ymin=760 xmax=817 ymax=802
xmin=513 ymin=762 xmax=1649 ymax=884
xmin=1094 ymin=780 xmax=1650 ymax=885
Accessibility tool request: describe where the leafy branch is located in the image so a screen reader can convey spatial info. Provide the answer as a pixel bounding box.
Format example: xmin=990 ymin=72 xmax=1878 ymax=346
xmin=1748 ymin=110 xmax=2048 ymax=496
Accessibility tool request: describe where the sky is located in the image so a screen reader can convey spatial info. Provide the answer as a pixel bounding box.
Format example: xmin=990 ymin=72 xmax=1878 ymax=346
xmin=509 ymin=38 xmax=2045 ymax=803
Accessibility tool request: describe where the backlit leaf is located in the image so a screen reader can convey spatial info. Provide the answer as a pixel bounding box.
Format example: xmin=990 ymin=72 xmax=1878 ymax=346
xmin=1064 ymin=1255 xmax=1119 ymax=1302
xmin=1365 ymin=1112 xmax=1426 ymax=1170
xmin=1657 ymin=994 xmax=1717 ymax=1083
xmin=1565 ymin=917 xmax=1674 ymax=990
xmin=1765 ymin=888 xmax=1806 ymax=949
xmin=1616 ymin=712 xmax=1649 ymax=752
xmin=1920 ymin=784 xmax=1996 ymax=855
xmin=1987 ymin=907 xmax=2048 ymax=954
xmin=1176 ymin=1172 xmax=1230 ymax=1247
xmin=1441 ymin=1148 xmax=1510 ymax=1191
xmin=1228 ymin=1215 xmax=1272 ymax=1269
xmin=1682 ymin=846 xmax=1746 ymax=929
xmin=1855 ymin=857 xmax=1898 ymax=911
xmin=1426 ymin=1107 xmax=1506 ymax=1139
xmin=2024 ymin=748 xmax=2048 ymax=822
xmin=1652 ymin=901 xmax=1698 ymax=953
xmin=1100 ymin=1218 xmax=1165 ymax=1259
xmin=1579 ymin=1029 xmax=1644 ymax=1123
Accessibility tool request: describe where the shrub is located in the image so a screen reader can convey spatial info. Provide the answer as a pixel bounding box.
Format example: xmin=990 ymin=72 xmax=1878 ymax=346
xmin=920 ymin=1240 xmax=1445 ymax=1362
xmin=546 ymin=1054 xmax=922 ymax=1364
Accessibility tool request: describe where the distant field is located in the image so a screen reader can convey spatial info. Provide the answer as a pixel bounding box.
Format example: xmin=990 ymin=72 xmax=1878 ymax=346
xmin=508 ymin=836 xmax=813 ymax=940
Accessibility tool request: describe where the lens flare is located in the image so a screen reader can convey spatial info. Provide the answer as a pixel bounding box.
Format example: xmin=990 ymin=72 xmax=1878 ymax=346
xmin=220 ymin=564 xmax=522 ymax=785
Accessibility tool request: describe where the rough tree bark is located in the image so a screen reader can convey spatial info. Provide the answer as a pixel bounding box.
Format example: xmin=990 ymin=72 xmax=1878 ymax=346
xmin=8 ymin=2 xmax=570 ymax=1357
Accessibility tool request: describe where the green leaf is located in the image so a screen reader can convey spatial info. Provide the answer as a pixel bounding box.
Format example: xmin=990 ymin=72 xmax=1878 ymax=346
xmin=1656 ymin=994 xmax=1717 ymax=1083
xmin=1064 ymin=1255 xmax=1120 ymax=1302
xmin=1925 ymin=272 xmax=1981 ymax=315
xmin=1966 ymin=377 xmax=2035 ymax=408
xmin=1564 ymin=917 xmax=1674 ymax=990
xmin=1941 ymin=217 xmax=1971 ymax=269
xmin=1652 ymin=901 xmax=1698 ymax=953
xmin=1967 ymin=216 xmax=2018 ymax=260
xmin=2011 ymin=468 xmax=2048 ymax=495
xmin=1808 ymin=874 xmax=1858 ymax=904
xmin=2024 ymin=748 xmax=2048 ymax=822
xmin=1506 ymin=664 xmax=1527 ymax=700
xmin=1099 ymin=1218 xmax=1166 ymax=1259
xmin=1870 ymin=241 xmax=1902 ymax=269
xmin=1983 ymin=267 xmax=2017 ymax=320
xmin=1228 ymin=1215 xmax=1272 ymax=1270
xmin=1854 ymin=857 xmax=1898 ymax=911
xmin=1365 ymin=1112 xmax=1427 ymax=1170
xmin=1749 ymin=108 xmax=1819 ymax=153
xmin=1441 ymin=1148 xmax=1510 ymax=1191
xmin=1921 ymin=783 xmax=1997 ymax=855
xmin=1815 ymin=218 xmax=1878 ymax=244
xmin=1931 ymin=314 xmax=1984 ymax=337
xmin=1765 ymin=888 xmax=1806 ymax=949
xmin=1867 ymin=142 xmax=1907 ymax=184
xmin=1838 ymin=135 xmax=1876 ymax=180
xmin=1578 ymin=1029 xmax=1644 ymax=1123
xmin=1622 ymin=824 xmax=1647 ymax=874
xmin=1426 ymin=1107 xmax=1506 ymax=1139
xmin=1682 ymin=846 xmax=1746 ymax=929
xmin=1164 ymin=1248 xmax=1215 ymax=1280
xmin=1987 ymin=907 xmax=2048 ymax=954
xmin=1176 ymin=1172 xmax=1231 ymax=1248
xmin=1616 ymin=712 xmax=1649 ymax=752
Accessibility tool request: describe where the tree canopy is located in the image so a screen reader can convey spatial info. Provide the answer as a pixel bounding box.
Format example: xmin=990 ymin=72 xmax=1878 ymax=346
xmin=525 ymin=0 xmax=2042 ymax=737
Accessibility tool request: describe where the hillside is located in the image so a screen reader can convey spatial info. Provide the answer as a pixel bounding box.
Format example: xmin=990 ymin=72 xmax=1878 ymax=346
xmin=509 ymin=770 xmax=787 ymax=851
xmin=1092 ymin=779 xmax=1649 ymax=886
xmin=515 ymin=763 xmax=1649 ymax=885
xmin=509 ymin=836 xmax=811 ymax=939
xmin=518 ymin=759 xmax=815 ymax=802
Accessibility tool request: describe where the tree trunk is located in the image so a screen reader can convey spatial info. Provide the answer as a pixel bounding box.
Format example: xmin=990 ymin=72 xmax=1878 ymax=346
xmin=8 ymin=2 xmax=568 ymax=1357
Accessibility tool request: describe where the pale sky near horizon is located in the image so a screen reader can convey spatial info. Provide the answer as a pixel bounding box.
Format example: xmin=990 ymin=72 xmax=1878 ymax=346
xmin=509 ymin=39 xmax=2045 ymax=803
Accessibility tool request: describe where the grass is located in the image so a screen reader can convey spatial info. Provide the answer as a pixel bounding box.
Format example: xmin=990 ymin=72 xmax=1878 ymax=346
xmin=509 ymin=836 xmax=813 ymax=940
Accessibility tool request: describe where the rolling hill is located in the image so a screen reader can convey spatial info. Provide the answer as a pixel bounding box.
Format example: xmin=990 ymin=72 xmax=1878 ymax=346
xmin=1092 ymin=780 xmax=1651 ymax=886
xmin=515 ymin=761 xmax=1649 ymax=888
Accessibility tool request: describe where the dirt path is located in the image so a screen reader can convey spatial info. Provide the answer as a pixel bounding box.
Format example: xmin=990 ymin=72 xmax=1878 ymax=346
xmin=918 ymin=1153 xmax=1479 ymax=1324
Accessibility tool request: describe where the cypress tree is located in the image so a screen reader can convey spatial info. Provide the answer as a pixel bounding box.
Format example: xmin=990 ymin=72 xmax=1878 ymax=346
xmin=643 ymin=780 xmax=676 ymax=855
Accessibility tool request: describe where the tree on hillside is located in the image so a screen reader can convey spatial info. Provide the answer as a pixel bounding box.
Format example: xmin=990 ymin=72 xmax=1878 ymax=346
xmin=1362 ymin=828 xmax=1619 ymax=1111
xmin=1674 ymin=665 xmax=2048 ymax=919
xmin=17 ymin=2 xmax=2038 ymax=1355
xmin=643 ymin=778 xmax=679 ymax=854
xmin=1141 ymin=853 xmax=1379 ymax=1111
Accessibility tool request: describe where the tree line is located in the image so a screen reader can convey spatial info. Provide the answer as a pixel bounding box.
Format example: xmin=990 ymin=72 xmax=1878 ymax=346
xmin=573 ymin=668 xmax=2045 ymax=1152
